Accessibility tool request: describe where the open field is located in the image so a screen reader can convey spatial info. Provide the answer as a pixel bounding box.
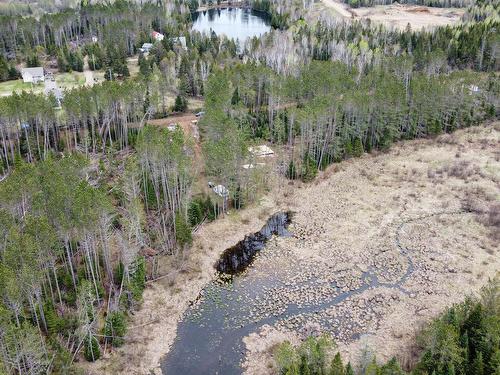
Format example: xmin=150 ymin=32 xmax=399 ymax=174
xmin=88 ymin=123 xmax=499 ymax=374
xmin=317 ymin=0 xmax=465 ymax=30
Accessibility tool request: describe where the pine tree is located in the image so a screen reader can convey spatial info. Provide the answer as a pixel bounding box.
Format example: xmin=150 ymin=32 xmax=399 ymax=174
xmin=471 ymin=352 xmax=484 ymax=375
xmin=352 ymin=138 xmax=364 ymax=157
xmin=84 ymin=335 xmax=101 ymax=362
xmin=330 ymin=352 xmax=345 ymax=375
xmin=345 ymin=363 xmax=354 ymax=375
xmin=104 ymin=311 xmax=127 ymax=347
xmin=175 ymin=212 xmax=192 ymax=247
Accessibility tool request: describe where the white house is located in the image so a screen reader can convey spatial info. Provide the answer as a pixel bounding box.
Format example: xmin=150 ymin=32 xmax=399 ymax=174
xmin=21 ymin=67 xmax=45 ymax=84
xmin=44 ymin=80 xmax=63 ymax=107
xmin=151 ymin=31 xmax=165 ymax=41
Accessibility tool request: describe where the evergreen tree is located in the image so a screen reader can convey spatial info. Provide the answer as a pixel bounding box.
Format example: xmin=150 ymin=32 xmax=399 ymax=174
xmin=330 ymin=352 xmax=345 ymax=375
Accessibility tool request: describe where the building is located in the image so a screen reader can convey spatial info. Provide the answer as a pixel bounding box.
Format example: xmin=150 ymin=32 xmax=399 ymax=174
xmin=151 ymin=31 xmax=165 ymax=41
xmin=139 ymin=43 xmax=154 ymax=54
xmin=21 ymin=67 xmax=45 ymax=84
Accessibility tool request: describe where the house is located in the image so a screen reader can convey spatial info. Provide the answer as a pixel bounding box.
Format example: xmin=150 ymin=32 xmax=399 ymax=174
xmin=171 ymin=36 xmax=187 ymax=50
xmin=21 ymin=67 xmax=45 ymax=84
xmin=151 ymin=31 xmax=165 ymax=41
xmin=167 ymin=123 xmax=177 ymax=131
xmin=248 ymin=145 xmax=274 ymax=157
xmin=140 ymin=43 xmax=154 ymax=54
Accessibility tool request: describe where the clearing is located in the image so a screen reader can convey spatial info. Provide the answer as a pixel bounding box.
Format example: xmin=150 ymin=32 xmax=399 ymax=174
xmin=318 ymin=0 xmax=465 ymax=30
xmin=89 ymin=123 xmax=499 ymax=375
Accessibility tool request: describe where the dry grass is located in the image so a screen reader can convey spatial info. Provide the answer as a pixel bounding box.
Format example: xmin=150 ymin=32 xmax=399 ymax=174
xmin=88 ymin=123 xmax=499 ymax=375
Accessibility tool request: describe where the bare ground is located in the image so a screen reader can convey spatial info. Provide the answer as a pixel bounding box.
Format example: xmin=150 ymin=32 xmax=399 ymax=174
xmin=88 ymin=123 xmax=499 ymax=374
xmin=317 ymin=0 xmax=464 ymax=30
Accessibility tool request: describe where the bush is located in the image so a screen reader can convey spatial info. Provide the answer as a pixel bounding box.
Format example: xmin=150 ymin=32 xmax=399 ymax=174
xmin=114 ymin=262 xmax=124 ymax=286
xmin=126 ymin=256 xmax=146 ymax=303
xmin=104 ymin=311 xmax=127 ymax=347
xmin=352 ymin=138 xmax=364 ymax=157
xmin=301 ymin=154 xmax=318 ymax=183
xmin=175 ymin=212 xmax=192 ymax=247
xmin=174 ymin=95 xmax=188 ymax=112
xmin=84 ymin=335 xmax=100 ymax=362
xmin=188 ymin=199 xmax=204 ymax=226
xmin=286 ymin=159 xmax=298 ymax=180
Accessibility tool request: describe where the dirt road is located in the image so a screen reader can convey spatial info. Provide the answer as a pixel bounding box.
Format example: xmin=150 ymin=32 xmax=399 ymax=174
xmin=321 ymin=0 xmax=353 ymax=18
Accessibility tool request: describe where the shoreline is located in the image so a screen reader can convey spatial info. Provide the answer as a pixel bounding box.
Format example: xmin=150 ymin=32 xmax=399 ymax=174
xmin=89 ymin=123 xmax=499 ymax=375
xmin=87 ymin=191 xmax=289 ymax=374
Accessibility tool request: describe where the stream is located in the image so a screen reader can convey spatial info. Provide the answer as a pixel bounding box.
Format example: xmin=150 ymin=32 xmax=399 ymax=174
xmin=161 ymin=211 xmax=462 ymax=374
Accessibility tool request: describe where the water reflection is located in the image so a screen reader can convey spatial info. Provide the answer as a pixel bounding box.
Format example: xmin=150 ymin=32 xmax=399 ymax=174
xmin=192 ymin=8 xmax=271 ymax=42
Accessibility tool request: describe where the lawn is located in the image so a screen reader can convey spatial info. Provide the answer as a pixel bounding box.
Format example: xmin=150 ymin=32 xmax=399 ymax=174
xmin=0 ymin=79 xmax=36 ymax=97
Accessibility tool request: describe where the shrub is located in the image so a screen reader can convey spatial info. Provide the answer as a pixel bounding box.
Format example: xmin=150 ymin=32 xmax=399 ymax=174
xmin=130 ymin=257 xmax=146 ymax=302
xmin=84 ymin=335 xmax=100 ymax=362
xmin=352 ymin=138 xmax=364 ymax=157
xmin=301 ymin=155 xmax=318 ymax=183
xmin=175 ymin=212 xmax=192 ymax=247
xmin=188 ymin=199 xmax=204 ymax=227
xmin=104 ymin=311 xmax=127 ymax=347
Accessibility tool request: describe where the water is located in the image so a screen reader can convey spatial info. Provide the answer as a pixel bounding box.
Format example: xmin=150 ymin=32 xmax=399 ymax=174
xmin=216 ymin=212 xmax=292 ymax=274
xmin=191 ymin=8 xmax=271 ymax=43
xmin=161 ymin=212 xmax=460 ymax=375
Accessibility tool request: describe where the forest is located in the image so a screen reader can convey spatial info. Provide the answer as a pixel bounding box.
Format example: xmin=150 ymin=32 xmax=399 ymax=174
xmin=0 ymin=0 xmax=498 ymax=373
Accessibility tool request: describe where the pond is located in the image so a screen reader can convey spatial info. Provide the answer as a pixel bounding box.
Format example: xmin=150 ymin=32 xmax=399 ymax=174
xmin=191 ymin=8 xmax=271 ymax=43
xmin=161 ymin=210 xmax=420 ymax=374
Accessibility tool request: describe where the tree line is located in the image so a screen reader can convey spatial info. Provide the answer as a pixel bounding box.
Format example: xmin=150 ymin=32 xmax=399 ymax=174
xmin=274 ymin=279 xmax=500 ymax=375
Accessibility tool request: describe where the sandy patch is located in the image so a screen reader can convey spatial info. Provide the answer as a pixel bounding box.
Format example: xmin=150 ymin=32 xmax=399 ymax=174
xmin=319 ymin=0 xmax=465 ymax=30
xmin=352 ymin=4 xmax=465 ymax=30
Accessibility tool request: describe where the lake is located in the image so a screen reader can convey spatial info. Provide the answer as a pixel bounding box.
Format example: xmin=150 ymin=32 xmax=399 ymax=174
xmin=191 ymin=8 xmax=271 ymax=42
